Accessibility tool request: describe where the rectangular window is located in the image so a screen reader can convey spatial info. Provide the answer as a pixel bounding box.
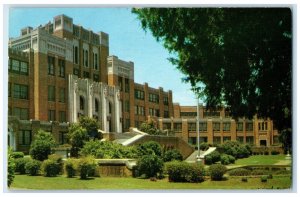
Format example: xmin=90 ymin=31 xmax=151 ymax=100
xmin=20 ymin=61 xmax=29 ymax=75
xmin=259 ymin=122 xmax=268 ymax=131
xmin=188 ymin=137 xmax=196 ymax=145
xmin=149 ymin=93 xmax=159 ymax=103
xmin=58 ymin=59 xmax=65 ymax=78
xmin=59 ymin=111 xmax=66 ymax=122
xmin=12 ymin=59 xmax=19 ymax=72
xmin=199 ymin=122 xmax=207 ymax=131
xmin=180 ymin=112 xmax=197 ymax=117
xmin=188 ymin=123 xmax=196 ymax=132
xmin=173 ymin=123 xmax=182 ymax=131
xmin=213 ymin=122 xmax=220 ymax=131
xmin=74 ymin=46 xmax=78 ymax=64
xmin=59 ymin=88 xmax=65 ymax=103
xmin=164 ymin=110 xmax=169 ymax=118
xmin=94 ymin=53 xmax=98 ymax=70
xmin=163 ymin=96 xmax=169 ymax=105
xmin=125 ymin=78 xmax=129 ymax=93
xmin=149 ymin=108 xmax=154 ymax=116
xmin=85 ymin=50 xmax=88 ymax=67
xmin=8 ymin=82 xmax=11 ymax=97
xmin=13 ymin=108 xmax=29 ymax=120
xmin=236 ymin=122 xmax=243 ymax=132
xmin=118 ymin=77 xmax=123 ymax=91
xmin=134 ymin=106 xmax=138 ymax=115
xmin=213 ymin=137 xmax=221 ymax=144
xmin=48 ymin=56 xmax=55 ymax=75
xmin=223 ymin=122 xmax=231 ymax=131
xmin=135 ymin=89 xmax=145 ymax=100
xmin=223 ymin=136 xmax=231 ymax=142
xmin=13 ymin=84 xmax=28 ymax=99
xmin=124 ymin=119 xmax=130 ymax=129
xmin=18 ymin=130 xmax=31 ymax=145
xmin=155 ymin=109 xmax=160 ymax=117
xmin=163 ymin=123 xmax=171 ymax=130
xmin=204 ymin=110 xmax=220 ymax=117
xmin=59 ymin=131 xmax=68 ymax=145
xmin=138 ymin=106 xmax=145 ymax=116
xmin=124 ymin=100 xmax=130 ymax=112
xmin=93 ymin=74 xmax=99 ymax=82
xmin=237 ymin=136 xmax=244 ymax=143
xmin=48 ymin=86 xmax=55 ymax=102
xmin=48 ymin=110 xmax=55 ymax=121
xmin=246 ymin=122 xmax=253 ymax=131
xmin=200 ymin=137 xmax=208 ymax=143
xmin=135 ymin=121 xmax=139 ymax=128
xmin=246 ymin=136 xmax=254 ymax=145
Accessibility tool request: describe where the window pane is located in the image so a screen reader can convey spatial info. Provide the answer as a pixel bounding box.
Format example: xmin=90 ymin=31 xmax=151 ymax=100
xmin=20 ymin=61 xmax=28 ymax=74
xmin=12 ymin=59 xmax=19 ymax=71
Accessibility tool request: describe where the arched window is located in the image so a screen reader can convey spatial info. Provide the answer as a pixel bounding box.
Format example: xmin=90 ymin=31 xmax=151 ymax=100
xmin=80 ymin=96 xmax=84 ymax=110
xmin=95 ymin=99 xmax=99 ymax=112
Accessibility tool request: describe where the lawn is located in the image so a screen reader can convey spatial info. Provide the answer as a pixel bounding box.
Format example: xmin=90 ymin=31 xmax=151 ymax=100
xmin=10 ymin=174 xmax=292 ymax=190
xmin=232 ymin=155 xmax=289 ymax=166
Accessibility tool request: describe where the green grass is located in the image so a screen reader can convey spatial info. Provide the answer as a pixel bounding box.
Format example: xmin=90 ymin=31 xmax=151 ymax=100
xmin=10 ymin=175 xmax=292 ymax=190
xmin=232 ymin=155 xmax=288 ymax=166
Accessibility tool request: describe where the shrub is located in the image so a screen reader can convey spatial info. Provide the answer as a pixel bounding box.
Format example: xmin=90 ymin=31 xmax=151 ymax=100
xmin=77 ymin=156 xmax=96 ymax=179
xmin=210 ymin=150 xmax=221 ymax=163
xmin=41 ymin=159 xmax=61 ymax=177
xmin=228 ymin=168 xmax=251 ymax=176
xmin=271 ymin=150 xmax=280 ymax=155
xmin=165 ymin=161 xmax=205 ymax=183
xmin=48 ymin=154 xmax=63 ymax=174
xmin=11 ymin=152 xmax=24 ymax=159
xmin=25 ymin=159 xmax=41 ymax=176
xmin=261 ymin=175 xmax=268 ymax=182
xmin=64 ymin=159 xmax=77 ymax=178
xmin=163 ymin=149 xmax=183 ymax=162
xmin=204 ymin=155 xmax=213 ymax=165
xmin=7 ymin=148 xmax=15 ymax=187
xmin=241 ymin=177 xmax=248 ymax=182
xmin=251 ymin=169 xmax=268 ymax=176
xmin=29 ymin=130 xmax=56 ymax=161
xmin=267 ymin=174 xmax=273 ymax=179
xmin=220 ymin=141 xmax=250 ymax=159
xmin=220 ymin=154 xmax=236 ymax=165
xmin=137 ymin=154 xmax=164 ymax=178
xmin=209 ymin=164 xmax=227 ymax=181
xmin=15 ymin=157 xmax=31 ymax=174
xmin=200 ymin=142 xmax=209 ymax=151
xmin=136 ymin=141 xmax=162 ymax=157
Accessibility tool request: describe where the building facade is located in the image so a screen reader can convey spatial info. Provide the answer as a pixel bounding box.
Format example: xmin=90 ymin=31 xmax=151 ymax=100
xmin=8 ymin=14 xmax=279 ymax=153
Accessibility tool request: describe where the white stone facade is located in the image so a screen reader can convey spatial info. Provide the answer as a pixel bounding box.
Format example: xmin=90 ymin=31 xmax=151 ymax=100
xmin=68 ymin=74 xmax=122 ymax=133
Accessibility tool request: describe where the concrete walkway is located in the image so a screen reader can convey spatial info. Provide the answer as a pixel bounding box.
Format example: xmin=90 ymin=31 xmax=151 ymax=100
xmin=185 ymin=147 xmax=217 ymax=163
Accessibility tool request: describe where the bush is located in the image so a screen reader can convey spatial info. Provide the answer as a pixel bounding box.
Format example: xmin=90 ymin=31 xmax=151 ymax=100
xmin=136 ymin=141 xmax=162 ymax=157
xmin=15 ymin=157 xmax=31 ymax=174
xmin=48 ymin=154 xmax=63 ymax=174
xmin=204 ymin=155 xmax=213 ymax=165
xmin=41 ymin=159 xmax=60 ymax=177
xmin=271 ymin=150 xmax=280 ymax=155
xmin=228 ymin=168 xmax=251 ymax=176
xmin=241 ymin=177 xmax=248 ymax=182
xmin=64 ymin=159 xmax=77 ymax=178
xmin=220 ymin=154 xmax=236 ymax=165
xmin=25 ymin=159 xmax=41 ymax=176
xmin=11 ymin=152 xmax=24 ymax=159
xmin=163 ymin=149 xmax=183 ymax=162
xmin=200 ymin=142 xmax=209 ymax=151
xmin=251 ymin=169 xmax=268 ymax=176
xmin=77 ymin=156 xmax=96 ymax=179
xmin=209 ymin=164 xmax=227 ymax=181
xmin=220 ymin=141 xmax=250 ymax=158
xmin=165 ymin=161 xmax=205 ymax=183
xmin=7 ymin=148 xmax=15 ymax=187
xmin=137 ymin=154 xmax=164 ymax=178
xmin=210 ymin=150 xmax=221 ymax=163
xmin=261 ymin=175 xmax=268 ymax=182
xmin=29 ymin=130 xmax=56 ymax=161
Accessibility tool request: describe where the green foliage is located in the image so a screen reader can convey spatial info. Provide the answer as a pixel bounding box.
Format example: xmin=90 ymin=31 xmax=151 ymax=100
xmin=41 ymin=159 xmax=61 ymax=177
xmin=251 ymin=169 xmax=269 ymax=176
xmin=77 ymin=156 xmax=97 ymax=179
xmin=7 ymin=148 xmax=15 ymax=187
xmin=163 ymin=149 xmax=183 ymax=162
xmin=29 ymin=130 xmax=56 ymax=161
xmin=79 ymin=116 xmax=102 ymax=139
xmin=80 ymin=140 xmax=138 ymax=159
xmin=228 ymin=168 xmax=251 ymax=176
xmin=64 ymin=159 xmax=77 ymax=178
xmin=68 ymin=124 xmax=89 ymax=157
xmin=132 ymin=8 xmax=291 ymax=143
xmin=48 ymin=154 xmax=63 ymax=174
xmin=11 ymin=152 xmax=24 ymax=159
xmin=200 ymin=142 xmax=209 ymax=151
xmin=209 ymin=164 xmax=227 ymax=181
xmin=136 ymin=141 xmax=162 ymax=157
xmin=15 ymin=157 xmax=31 ymax=174
xmin=219 ymin=141 xmax=250 ymax=159
xmin=165 ymin=161 xmax=205 ymax=183
xmin=241 ymin=177 xmax=248 ymax=182
xmin=261 ymin=175 xmax=268 ymax=182
xmin=139 ymin=120 xmax=160 ymax=135
xmin=25 ymin=159 xmax=41 ymax=176
xmin=136 ymin=154 xmax=164 ymax=178
xmin=220 ymin=154 xmax=236 ymax=165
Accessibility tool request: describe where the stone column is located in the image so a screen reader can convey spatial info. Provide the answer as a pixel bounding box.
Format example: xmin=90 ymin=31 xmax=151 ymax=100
xmin=102 ymin=85 xmax=107 ymax=132
xmin=115 ymin=89 xmax=121 ymax=133
xmin=88 ymin=83 xmax=93 ymax=118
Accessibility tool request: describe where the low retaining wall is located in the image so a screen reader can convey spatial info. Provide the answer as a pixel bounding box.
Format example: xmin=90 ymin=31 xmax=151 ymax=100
xmin=95 ymin=159 xmax=136 ymax=177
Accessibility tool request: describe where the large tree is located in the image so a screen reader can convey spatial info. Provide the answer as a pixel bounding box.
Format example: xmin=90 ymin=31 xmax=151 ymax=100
xmin=132 ymin=8 xmax=292 ymax=148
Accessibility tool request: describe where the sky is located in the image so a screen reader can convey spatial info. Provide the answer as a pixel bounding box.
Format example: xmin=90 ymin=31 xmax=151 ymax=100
xmin=8 ymin=7 xmax=200 ymax=106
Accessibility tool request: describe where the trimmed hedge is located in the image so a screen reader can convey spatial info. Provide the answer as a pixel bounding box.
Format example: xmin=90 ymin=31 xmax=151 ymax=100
xmin=165 ymin=161 xmax=205 ymax=183
xmin=136 ymin=154 xmax=164 ymax=178
xmin=209 ymin=164 xmax=227 ymax=181
xmin=163 ymin=149 xmax=183 ymax=162
xmin=11 ymin=152 xmax=24 ymax=159
xmin=25 ymin=159 xmax=41 ymax=176
xmin=77 ymin=156 xmax=96 ymax=179
xmin=41 ymin=159 xmax=61 ymax=177
xmin=64 ymin=159 xmax=77 ymax=178
xmin=228 ymin=168 xmax=251 ymax=176
xmin=15 ymin=157 xmax=31 ymax=174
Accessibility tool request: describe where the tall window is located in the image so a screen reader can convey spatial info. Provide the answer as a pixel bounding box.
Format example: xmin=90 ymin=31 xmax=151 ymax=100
xmin=8 ymin=82 xmax=11 ymax=97
xmin=163 ymin=96 xmax=169 ymax=105
xmin=58 ymin=59 xmax=65 ymax=78
xmin=85 ymin=50 xmax=88 ymax=67
xmin=149 ymin=108 xmax=154 ymax=116
xmin=236 ymin=122 xmax=243 ymax=132
xmin=199 ymin=122 xmax=207 ymax=131
xmin=138 ymin=106 xmax=145 ymax=116
xmin=125 ymin=100 xmax=130 ymax=112
xmin=13 ymin=107 xmax=28 ymax=120
xmin=259 ymin=122 xmax=268 ymax=131
xmin=125 ymin=78 xmax=129 ymax=92
xmin=80 ymin=96 xmax=84 ymax=110
xmin=118 ymin=77 xmax=123 ymax=91
xmin=164 ymin=111 xmax=169 ymax=118
xmin=246 ymin=122 xmax=253 ymax=132
xmin=134 ymin=106 xmax=138 ymax=115
xmin=48 ymin=56 xmax=55 ymax=75
xmin=59 ymin=131 xmax=68 ymax=145
xmin=95 ymin=99 xmax=99 ymax=112
xmin=93 ymin=74 xmax=99 ymax=82
xmin=48 ymin=110 xmax=55 ymax=121
xmin=74 ymin=46 xmax=78 ymax=64
xmin=213 ymin=122 xmax=220 ymax=131
xmin=59 ymin=88 xmax=65 ymax=103
xmin=94 ymin=53 xmax=98 ymax=70
xmin=188 ymin=123 xmax=196 ymax=131
xmin=149 ymin=93 xmax=159 ymax=103
xmin=48 ymin=86 xmax=55 ymax=102
xmin=13 ymin=84 xmax=28 ymax=99
xmin=135 ymin=89 xmax=144 ymax=100
xmin=18 ymin=130 xmax=31 ymax=145
xmin=9 ymin=59 xmax=28 ymax=75
xmin=173 ymin=123 xmax=182 ymax=131
xmin=223 ymin=122 xmax=231 ymax=131
xmin=59 ymin=111 xmax=66 ymax=122
xmin=73 ymin=68 xmax=80 ymax=77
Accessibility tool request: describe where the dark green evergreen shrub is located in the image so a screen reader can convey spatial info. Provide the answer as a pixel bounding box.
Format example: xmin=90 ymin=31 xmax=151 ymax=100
xmin=77 ymin=156 xmax=96 ymax=179
xmin=137 ymin=154 xmax=164 ymax=178
xmin=200 ymin=142 xmax=209 ymax=151
xmin=204 ymin=155 xmax=213 ymax=165
xmin=261 ymin=175 xmax=268 ymax=182
xmin=220 ymin=154 xmax=236 ymax=165
xmin=165 ymin=161 xmax=205 ymax=183
xmin=48 ymin=154 xmax=63 ymax=174
xmin=136 ymin=141 xmax=162 ymax=157
xmin=228 ymin=168 xmax=251 ymax=176
xmin=64 ymin=159 xmax=77 ymax=178
xmin=163 ymin=149 xmax=183 ymax=162
xmin=42 ymin=159 xmax=61 ymax=177
xmin=210 ymin=150 xmax=221 ymax=163
xmin=271 ymin=150 xmax=280 ymax=155
xmin=15 ymin=157 xmax=31 ymax=174
xmin=209 ymin=164 xmax=227 ymax=181
xmin=25 ymin=159 xmax=41 ymax=176
xmin=11 ymin=152 xmax=24 ymax=159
